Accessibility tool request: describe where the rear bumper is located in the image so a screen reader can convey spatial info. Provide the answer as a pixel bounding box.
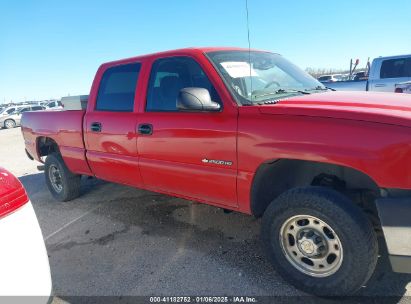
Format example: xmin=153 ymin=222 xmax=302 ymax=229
xmin=376 ymin=196 xmax=411 ymax=273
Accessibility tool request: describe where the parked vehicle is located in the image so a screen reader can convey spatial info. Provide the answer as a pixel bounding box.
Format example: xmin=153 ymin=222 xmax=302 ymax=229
xmin=327 ymin=54 xmax=411 ymax=91
xmin=0 ymin=105 xmax=45 ymax=129
xmin=45 ymin=100 xmax=63 ymax=111
xmin=318 ymin=74 xmax=342 ymax=83
xmin=395 ymin=81 xmax=411 ymax=94
xmin=353 ymin=71 xmax=368 ymax=81
xmin=0 ymin=167 xmax=52 ymax=298
xmin=0 ymin=105 xmax=26 ymax=117
xmin=21 ymin=47 xmax=411 ymax=296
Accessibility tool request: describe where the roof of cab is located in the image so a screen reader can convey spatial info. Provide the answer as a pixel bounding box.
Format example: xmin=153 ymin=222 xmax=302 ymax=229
xmin=101 ymin=46 xmax=274 ymax=67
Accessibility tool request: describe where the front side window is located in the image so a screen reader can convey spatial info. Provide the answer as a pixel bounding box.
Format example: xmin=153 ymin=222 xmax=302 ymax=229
xmin=207 ymin=51 xmax=325 ymax=104
xmin=6 ymin=108 xmax=16 ymax=114
xmin=146 ymin=57 xmax=220 ymax=112
xmin=96 ymin=63 xmax=141 ymax=111
xmin=380 ymin=58 xmax=411 ymax=79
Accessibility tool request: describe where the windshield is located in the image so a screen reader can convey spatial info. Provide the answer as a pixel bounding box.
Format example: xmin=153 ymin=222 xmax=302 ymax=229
xmin=207 ymin=51 xmax=325 ymax=104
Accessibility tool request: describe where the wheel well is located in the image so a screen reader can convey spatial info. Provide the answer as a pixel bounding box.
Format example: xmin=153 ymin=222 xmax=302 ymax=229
xmin=251 ymin=159 xmax=380 ymax=218
xmin=3 ymin=118 xmax=15 ymax=125
xmin=37 ymin=137 xmax=60 ymax=159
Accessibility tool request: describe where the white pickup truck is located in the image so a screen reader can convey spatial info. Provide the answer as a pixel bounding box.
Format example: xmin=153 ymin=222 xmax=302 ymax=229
xmin=326 ymin=54 xmax=411 ymax=92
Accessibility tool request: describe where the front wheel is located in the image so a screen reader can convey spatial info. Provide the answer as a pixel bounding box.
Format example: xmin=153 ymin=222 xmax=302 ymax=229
xmin=45 ymin=153 xmax=81 ymax=201
xmin=261 ymin=187 xmax=378 ymax=296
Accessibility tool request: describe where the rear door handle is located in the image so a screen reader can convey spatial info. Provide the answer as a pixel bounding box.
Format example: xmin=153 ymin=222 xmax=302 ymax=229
xmin=138 ymin=123 xmax=153 ymax=135
xmin=375 ymin=83 xmax=386 ymax=87
xmin=90 ymin=122 xmax=102 ymax=132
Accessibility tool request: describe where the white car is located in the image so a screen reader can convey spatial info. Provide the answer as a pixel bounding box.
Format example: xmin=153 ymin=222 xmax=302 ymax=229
xmin=0 ymin=167 xmax=52 ymax=300
xmin=45 ymin=100 xmax=63 ymax=111
xmin=0 ymin=105 xmax=26 ymax=117
xmin=395 ymin=81 xmax=411 ymax=94
xmin=0 ymin=105 xmax=46 ymax=129
xmin=318 ymin=74 xmax=342 ymax=83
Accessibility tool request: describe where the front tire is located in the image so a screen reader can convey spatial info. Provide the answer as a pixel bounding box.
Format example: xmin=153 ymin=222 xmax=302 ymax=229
xmin=261 ymin=187 xmax=378 ymax=296
xmin=45 ymin=153 xmax=81 ymax=201
xmin=4 ymin=119 xmax=16 ymax=129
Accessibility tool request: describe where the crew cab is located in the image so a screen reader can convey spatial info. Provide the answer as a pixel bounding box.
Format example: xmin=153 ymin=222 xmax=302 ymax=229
xmin=21 ymin=47 xmax=411 ymax=296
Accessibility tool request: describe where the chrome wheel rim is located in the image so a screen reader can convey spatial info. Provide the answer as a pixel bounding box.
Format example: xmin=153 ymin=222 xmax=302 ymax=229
xmin=49 ymin=164 xmax=63 ymax=193
xmin=279 ymin=214 xmax=343 ymax=277
xmin=5 ymin=120 xmax=15 ymax=128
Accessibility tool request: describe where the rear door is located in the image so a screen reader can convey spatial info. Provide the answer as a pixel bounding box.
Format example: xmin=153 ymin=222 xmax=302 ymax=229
xmin=369 ymin=57 xmax=411 ymax=92
xmin=137 ymin=56 xmax=238 ymax=207
xmin=84 ymin=62 xmax=144 ymax=187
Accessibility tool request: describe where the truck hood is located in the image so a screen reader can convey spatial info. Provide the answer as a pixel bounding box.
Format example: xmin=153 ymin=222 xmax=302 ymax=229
xmin=258 ymin=91 xmax=411 ymax=128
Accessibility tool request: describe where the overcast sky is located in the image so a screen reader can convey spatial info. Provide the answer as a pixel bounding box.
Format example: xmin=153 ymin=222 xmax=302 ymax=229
xmin=1 ymin=0 xmax=410 ymax=102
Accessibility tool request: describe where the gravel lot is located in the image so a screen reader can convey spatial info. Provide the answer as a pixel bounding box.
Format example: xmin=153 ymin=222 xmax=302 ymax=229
xmin=1 ymin=127 xmax=411 ymax=303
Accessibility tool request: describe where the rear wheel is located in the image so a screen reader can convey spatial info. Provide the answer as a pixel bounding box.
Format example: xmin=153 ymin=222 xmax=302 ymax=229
xmin=45 ymin=153 xmax=81 ymax=201
xmin=261 ymin=187 xmax=378 ymax=296
xmin=4 ymin=119 xmax=16 ymax=129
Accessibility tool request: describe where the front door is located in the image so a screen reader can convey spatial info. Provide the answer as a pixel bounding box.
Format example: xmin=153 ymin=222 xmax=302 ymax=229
xmin=85 ymin=62 xmax=143 ymax=187
xmin=138 ymin=56 xmax=238 ymax=207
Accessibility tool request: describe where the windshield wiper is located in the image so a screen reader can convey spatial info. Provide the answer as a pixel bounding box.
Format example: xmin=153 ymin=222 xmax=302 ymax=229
xmin=275 ymin=88 xmax=310 ymax=95
xmin=252 ymin=88 xmax=310 ymax=100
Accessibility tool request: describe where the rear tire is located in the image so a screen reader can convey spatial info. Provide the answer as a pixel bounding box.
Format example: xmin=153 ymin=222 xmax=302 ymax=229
xmin=45 ymin=153 xmax=81 ymax=201
xmin=261 ymin=186 xmax=378 ymax=296
xmin=4 ymin=119 xmax=16 ymax=129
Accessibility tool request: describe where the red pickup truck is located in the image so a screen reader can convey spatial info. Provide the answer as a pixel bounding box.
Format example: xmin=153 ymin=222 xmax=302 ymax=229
xmin=21 ymin=47 xmax=411 ymax=296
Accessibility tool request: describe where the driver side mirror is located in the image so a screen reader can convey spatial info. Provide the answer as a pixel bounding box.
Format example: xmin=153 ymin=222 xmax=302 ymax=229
xmin=177 ymin=87 xmax=221 ymax=112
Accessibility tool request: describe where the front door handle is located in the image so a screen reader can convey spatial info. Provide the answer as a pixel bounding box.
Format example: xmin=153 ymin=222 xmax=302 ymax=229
xmin=138 ymin=123 xmax=153 ymax=135
xmin=90 ymin=122 xmax=102 ymax=132
xmin=375 ymin=83 xmax=387 ymax=87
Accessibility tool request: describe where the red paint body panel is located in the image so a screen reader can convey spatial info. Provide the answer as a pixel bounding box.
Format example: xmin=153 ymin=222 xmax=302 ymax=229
xmin=260 ymin=91 xmax=411 ymax=128
xmin=20 ymin=47 xmax=411 ymax=215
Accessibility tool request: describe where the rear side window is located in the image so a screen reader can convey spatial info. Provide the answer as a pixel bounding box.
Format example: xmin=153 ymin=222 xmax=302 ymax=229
xmin=32 ymin=106 xmax=43 ymax=111
xmin=380 ymin=58 xmax=411 ymax=79
xmin=96 ymin=63 xmax=141 ymax=111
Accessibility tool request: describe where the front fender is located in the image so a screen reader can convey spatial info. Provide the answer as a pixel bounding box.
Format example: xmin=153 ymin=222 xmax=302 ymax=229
xmin=236 ymin=109 xmax=411 ymax=213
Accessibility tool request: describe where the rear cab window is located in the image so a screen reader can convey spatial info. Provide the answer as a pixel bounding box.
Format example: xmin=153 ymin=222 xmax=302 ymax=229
xmin=96 ymin=63 xmax=141 ymax=111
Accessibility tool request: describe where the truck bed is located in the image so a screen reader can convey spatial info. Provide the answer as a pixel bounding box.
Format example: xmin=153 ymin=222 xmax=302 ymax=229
xmin=326 ymin=80 xmax=367 ymax=91
xmin=21 ymin=110 xmax=91 ymax=175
